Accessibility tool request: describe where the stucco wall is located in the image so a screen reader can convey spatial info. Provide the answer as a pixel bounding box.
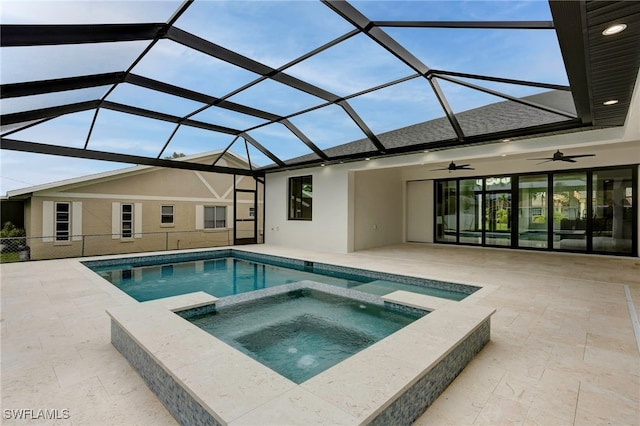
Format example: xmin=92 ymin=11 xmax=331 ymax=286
xmin=264 ymin=166 xmax=351 ymax=252
xmin=264 ymin=139 xmax=638 ymax=255
xmin=353 ymin=168 xmax=404 ymax=251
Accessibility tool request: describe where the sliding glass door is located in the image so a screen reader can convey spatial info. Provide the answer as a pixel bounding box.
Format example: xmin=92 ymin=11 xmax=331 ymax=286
xmin=553 ymin=172 xmax=587 ymax=251
xmin=484 ymin=177 xmax=512 ymax=246
xmin=435 ymin=181 xmax=457 ymax=242
xmin=518 ymin=175 xmax=548 ymax=249
xmin=434 ymin=165 xmax=636 ymax=256
xmin=459 ymin=179 xmax=482 ymax=244
xmin=592 ymin=169 xmax=634 ymax=254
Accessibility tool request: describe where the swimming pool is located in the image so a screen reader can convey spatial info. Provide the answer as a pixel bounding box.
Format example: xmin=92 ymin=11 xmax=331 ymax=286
xmin=83 ymin=249 xmax=478 ymax=302
xmin=103 ymin=249 xmax=492 ymax=424
xmin=184 ymin=288 xmax=423 ymax=384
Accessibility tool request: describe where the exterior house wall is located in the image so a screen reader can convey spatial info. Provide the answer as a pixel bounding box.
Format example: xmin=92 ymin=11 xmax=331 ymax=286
xmin=353 ymin=168 xmax=404 ymax=251
xmin=264 ymin=167 xmax=351 ymax=252
xmin=18 ymin=154 xmax=263 ymax=260
xmin=264 ymin=139 xmax=638 ymax=255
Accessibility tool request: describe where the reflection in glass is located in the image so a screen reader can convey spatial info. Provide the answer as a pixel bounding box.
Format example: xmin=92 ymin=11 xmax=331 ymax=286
xmin=553 ymin=172 xmax=587 ymax=251
xmin=518 ymin=175 xmax=548 ymax=248
xmin=485 ymin=192 xmax=511 ymax=246
xmin=592 ymin=169 xmax=633 ymax=254
xmin=435 ymin=181 xmax=457 ymax=242
xmin=459 ymin=179 xmax=482 ymax=244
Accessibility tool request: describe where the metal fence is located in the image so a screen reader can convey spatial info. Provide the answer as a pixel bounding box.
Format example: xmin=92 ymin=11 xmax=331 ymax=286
xmin=0 ymin=229 xmax=263 ymax=263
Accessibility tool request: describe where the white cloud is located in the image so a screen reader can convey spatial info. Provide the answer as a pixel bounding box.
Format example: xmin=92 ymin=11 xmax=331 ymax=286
xmin=0 ymin=1 xmax=181 ymax=25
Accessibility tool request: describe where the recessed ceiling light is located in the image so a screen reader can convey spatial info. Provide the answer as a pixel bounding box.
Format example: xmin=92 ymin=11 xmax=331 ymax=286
xmin=603 ymin=99 xmax=619 ymax=105
xmin=502 ymin=139 xmax=510 ymax=143
xmin=321 ymin=163 xmax=326 ymax=167
xmin=365 ymin=158 xmax=371 ymax=161
xmin=501 ymin=154 xmax=507 ymax=157
xmin=602 ymin=23 xmax=627 ymax=36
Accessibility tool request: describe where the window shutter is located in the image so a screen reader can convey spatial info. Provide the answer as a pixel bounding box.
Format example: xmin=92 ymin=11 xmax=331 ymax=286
xmin=195 ymin=205 xmax=204 ymax=230
xmin=72 ymin=202 xmax=82 ymax=241
xmin=134 ymin=203 xmax=142 ymax=238
xmin=42 ymin=201 xmax=54 ymax=242
xmin=112 ymin=202 xmax=120 ymax=239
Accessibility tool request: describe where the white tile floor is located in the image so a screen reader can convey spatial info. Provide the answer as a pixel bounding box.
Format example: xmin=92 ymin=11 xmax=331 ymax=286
xmin=1 ymin=243 xmax=639 ymax=425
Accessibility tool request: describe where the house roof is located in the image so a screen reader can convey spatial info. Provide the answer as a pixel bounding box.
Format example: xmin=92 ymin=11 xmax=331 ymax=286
xmin=4 ymin=149 xmax=250 ymax=199
xmin=1 ymin=1 xmax=639 ymax=176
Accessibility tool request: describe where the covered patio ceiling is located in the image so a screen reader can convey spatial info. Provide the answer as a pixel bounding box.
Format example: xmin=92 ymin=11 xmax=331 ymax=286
xmin=1 ymin=0 xmax=639 ymax=178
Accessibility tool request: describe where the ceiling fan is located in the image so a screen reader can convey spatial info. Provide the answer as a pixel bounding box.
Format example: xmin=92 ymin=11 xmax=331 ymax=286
xmin=528 ymin=149 xmax=596 ymax=164
xmin=431 ymin=161 xmax=475 ymax=172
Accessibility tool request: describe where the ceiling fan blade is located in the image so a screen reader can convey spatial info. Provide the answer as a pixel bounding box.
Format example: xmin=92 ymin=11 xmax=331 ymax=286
xmin=561 ymin=158 xmax=577 ymax=163
xmin=536 ymin=159 xmax=553 ymax=165
xmin=430 ymin=167 xmax=449 ymax=171
xmin=528 ymin=157 xmax=553 ymax=161
xmin=563 ymin=154 xmax=596 ymax=159
xmin=456 ymin=164 xmax=471 ymax=168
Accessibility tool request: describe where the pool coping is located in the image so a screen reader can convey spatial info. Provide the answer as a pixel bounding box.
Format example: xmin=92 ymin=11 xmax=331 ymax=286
xmin=107 ymin=283 xmax=494 ymax=425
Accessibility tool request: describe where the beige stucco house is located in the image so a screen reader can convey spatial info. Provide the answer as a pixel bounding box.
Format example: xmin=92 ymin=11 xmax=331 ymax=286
xmin=4 ymin=151 xmax=263 ymax=260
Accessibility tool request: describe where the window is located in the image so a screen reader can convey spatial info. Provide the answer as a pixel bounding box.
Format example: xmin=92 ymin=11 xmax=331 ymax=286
xmin=121 ymin=203 xmax=133 ymax=238
xmin=518 ymin=175 xmax=548 ymax=249
xmin=204 ymin=206 xmax=226 ymax=229
xmin=55 ymin=202 xmax=70 ymax=241
xmin=592 ymin=169 xmax=633 ymax=254
xmin=161 ymin=205 xmax=174 ymax=225
xmin=289 ymin=175 xmax=312 ymax=220
xmin=433 ymin=165 xmax=636 ymax=255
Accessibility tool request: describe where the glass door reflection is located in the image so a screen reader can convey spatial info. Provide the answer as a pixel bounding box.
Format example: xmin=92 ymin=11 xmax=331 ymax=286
xmin=553 ymin=172 xmax=587 ymax=251
xmin=459 ymin=179 xmax=482 ymax=244
xmin=518 ymin=175 xmax=548 ymax=249
xmin=485 ymin=192 xmax=511 ymax=246
xmin=592 ymin=169 xmax=633 ymax=254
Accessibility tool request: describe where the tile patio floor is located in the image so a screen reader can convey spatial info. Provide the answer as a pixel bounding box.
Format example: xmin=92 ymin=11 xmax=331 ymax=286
xmin=1 ymin=243 xmax=639 ymax=425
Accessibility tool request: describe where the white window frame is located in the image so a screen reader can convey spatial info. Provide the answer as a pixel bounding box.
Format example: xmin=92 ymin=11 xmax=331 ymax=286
xmin=55 ymin=202 xmax=70 ymax=241
xmin=121 ymin=203 xmax=134 ymax=239
xmin=204 ymin=206 xmax=226 ymax=229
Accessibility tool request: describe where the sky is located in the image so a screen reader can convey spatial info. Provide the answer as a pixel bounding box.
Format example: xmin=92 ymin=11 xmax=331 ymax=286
xmin=0 ymin=0 xmax=568 ymax=195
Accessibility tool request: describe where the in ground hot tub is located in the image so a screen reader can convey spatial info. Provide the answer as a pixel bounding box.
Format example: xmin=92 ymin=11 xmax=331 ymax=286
xmin=108 ymin=281 xmax=494 ymax=425
xmin=182 ymin=288 xmax=424 ymax=384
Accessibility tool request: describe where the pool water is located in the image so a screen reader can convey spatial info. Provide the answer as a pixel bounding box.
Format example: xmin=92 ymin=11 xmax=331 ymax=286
xmin=90 ymin=257 xmax=468 ymax=302
xmin=185 ymin=289 xmax=423 ymax=383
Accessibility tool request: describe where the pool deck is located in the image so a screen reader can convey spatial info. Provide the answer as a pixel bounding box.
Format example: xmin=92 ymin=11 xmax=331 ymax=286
xmin=2 ymin=243 xmax=639 ymax=425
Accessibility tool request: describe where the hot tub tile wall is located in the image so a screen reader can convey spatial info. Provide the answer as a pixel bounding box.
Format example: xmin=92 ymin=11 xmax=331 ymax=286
xmin=211 ymin=280 xmax=384 ymax=310
xmin=109 ymin=284 xmax=493 ymax=426
xmin=110 ymin=321 xmax=222 ymax=426
xmin=174 ymin=304 xmax=217 ymax=319
xmin=383 ymin=301 xmax=430 ymax=316
xmin=368 ymin=319 xmax=491 ymax=425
